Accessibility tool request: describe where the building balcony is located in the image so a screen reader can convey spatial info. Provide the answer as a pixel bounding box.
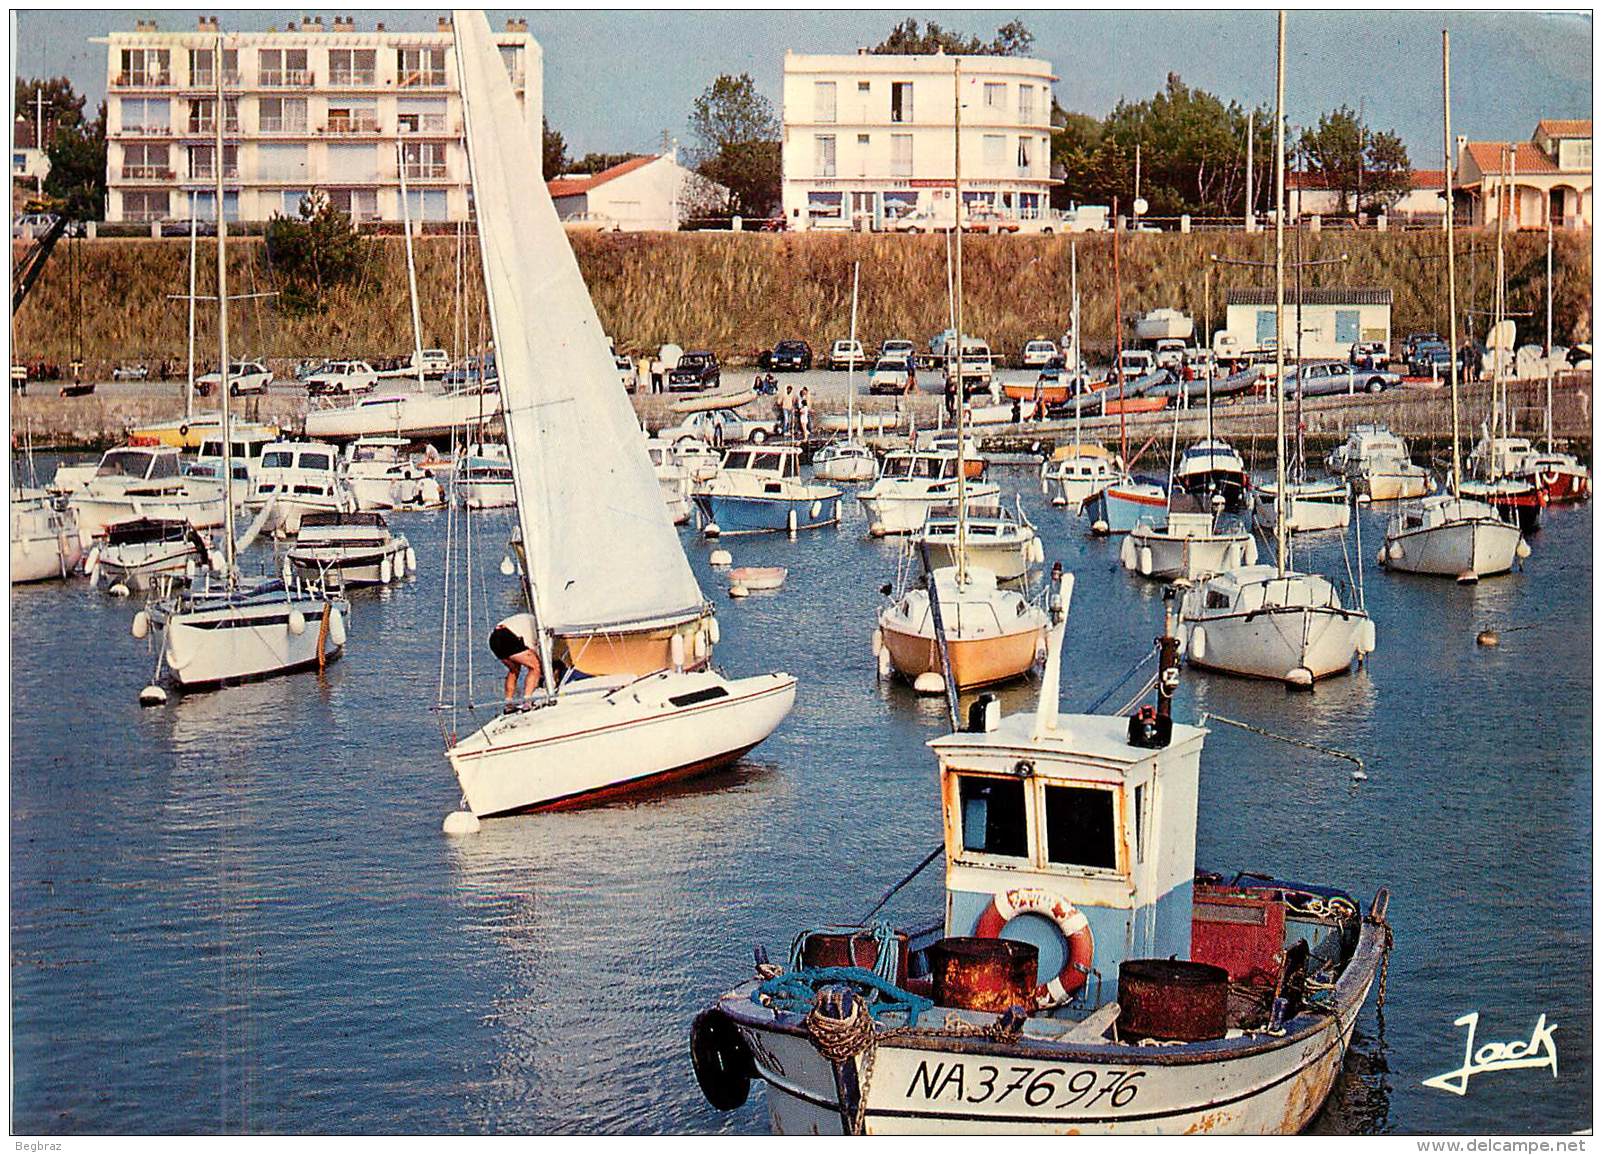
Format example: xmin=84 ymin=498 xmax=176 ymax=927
xmin=181 ymin=122 xmax=241 ymax=137
xmin=184 ymin=168 xmax=240 ymax=183
xmin=120 ymin=165 xmax=177 ymax=182
xmin=259 ymin=119 xmax=311 ymax=135
xmin=259 ymin=70 xmax=315 ymax=88
xmin=117 ymin=124 xmax=173 ymax=137
xmin=400 ymin=162 xmax=449 ymax=181
xmin=396 ymin=70 xmax=449 ymax=89
xmin=112 ymin=71 xmax=173 ymax=88
xmin=328 ymin=72 xmax=380 ymax=88
xmin=187 ymin=71 xmax=242 ymax=89
xmin=397 ymin=116 xmax=453 ymax=136
xmin=322 ymin=117 xmax=383 ymax=136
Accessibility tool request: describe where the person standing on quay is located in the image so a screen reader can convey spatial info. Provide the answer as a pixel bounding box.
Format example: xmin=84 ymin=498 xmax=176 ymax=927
xmin=781 ymin=385 xmax=795 ymax=436
xmin=798 ymin=387 xmax=812 ymax=441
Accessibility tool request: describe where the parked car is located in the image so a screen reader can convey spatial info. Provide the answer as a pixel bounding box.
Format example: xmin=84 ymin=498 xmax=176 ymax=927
xmin=111 ymin=363 xmax=151 ymax=381
xmin=197 ymin=360 xmax=272 ymax=397
xmin=1018 ymin=339 xmax=1059 ymax=369
xmin=886 ymin=208 xmax=947 ymax=233
xmin=659 ymin=407 xmax=778 ymax=446
xmin=963 ymin=205 xmax=1021 ymax=234
xmin=1118 ymin=349 xmax=1158 ymax=380
xmin=12 ymin=212 xmax=57 ymax=238
xmin=828 ymin=339 xmax=867 ymax=371
xmin=303 ymin=360 xmax=379 ymax=396
xmin=667 ymin=350 xmax=721 ymax=392
xmin=1567 ymin=343 xmax=1592 ymax=371
xmin=1153 ymin=339 xmax=1187 ymax=371
xmin=1402 ymin=332 xmax=1441 ymax=364
xmin=759 ymin=339 xmax=812 ymax=372
xmin=867 ymin=356 xmax=916 ymax=394
xmin=878 ymin=338 xmax=916 ymax=362
xmin=1406 ymin=342 xmax=1452 ymax=378
xmin=944 ymin=339 xmax=994 ymax=396
xmin=1283 ymin=360 xmax=1400 ymax=397
xmin=616 ymin=353 xmax=638 ymax=393
xmin=413 ymin=348 xmax=451 ymax=380
xmin=1350 ymin=341 xmax=1391 ymax=370
xmin=159 ymin=218 xmax=217 ymax=237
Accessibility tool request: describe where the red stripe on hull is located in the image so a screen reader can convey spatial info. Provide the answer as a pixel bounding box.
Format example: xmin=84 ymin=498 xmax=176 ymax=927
xmin=486 ymin=743 xmax=758 ymax=815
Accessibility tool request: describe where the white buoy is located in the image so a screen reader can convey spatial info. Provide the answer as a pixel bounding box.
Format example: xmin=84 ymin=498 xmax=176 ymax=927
xmin=1092 ymin=519 xmax=1110 ymax=536
xmin=788 ymin=509 xmax=799 ymax=534
xmin=138 ymin=684 xmax=168 ymax=707
xmin=913 ymin=671 xmax=946 ymax=696
xmin=707 ymin=617 xmax=721 ymax=645
xmin=1516 ymin=540 xmax=1532 ymax=559
xmin=1027 ymin=537 xmax=1045 ymax=565
xmin=1351 ymin=769 xmax=1368 ymax=782
xmin=288 ymin=610 xmax=307 ymax=636
xmin=1376 ymin=546 xmax=1389 ymax=565
xmin=870 ymin=628 xmax=884 ymax=656
xmin=1119 ymin=537 xmax=1137 ymax=570
xmin=705 ymin=522 xmax=722 ymax=538
xmin=1285 ymin=667 xmax=1315 ymax=689
xmin=442 ymin=810 xmax=481 ymax=835
xmin=108 ymin=582 xmax=131 ymax=598
xmin=1388 ymin=541 xmax=1405 ymax=562
xmin=709 ymin=549 xmax=733 ymax=567
xmin=1456 ymin=569 xmax=1479 ymax=585
xmin=1358 ymin=618 xmax=1377 ymax=655
xmin=877 ymin=646 xmax=893 ymax=679
xmin=693 ymin=630 xmax=709 ymax=661
xmin=729 ymin=583 xmax=749 ymax=598
xmin=500 ymin=555 xmax=516 ymax=576
xmin=1190 ymin=626 xmax=1207 ymax=661
xmin=131 ymin=610 xmax=150 ymax=639
xmin=406 ymin=546 xmax=418 ymax=573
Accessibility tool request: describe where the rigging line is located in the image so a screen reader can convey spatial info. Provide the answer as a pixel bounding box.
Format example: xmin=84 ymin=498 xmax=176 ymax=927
xmin=1082 ymin=647 xmax=1157 ymax=714
xmin=1196 ymin=711 xmax=1367 ymax=778
xmin=1113 ymin=672 xmax=1161 ymax=719
xmin=858 ymin=844 xmax=944 ymax=926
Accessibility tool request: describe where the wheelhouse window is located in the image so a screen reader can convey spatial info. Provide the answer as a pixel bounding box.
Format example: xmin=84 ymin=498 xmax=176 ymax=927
xmin=1044 ymin=785 xmax=1117 ymax=870
xmin=299 ymin=452 xmax=333 ymax=473
xmin=959 ymin=776 xmax=1028 ymax=859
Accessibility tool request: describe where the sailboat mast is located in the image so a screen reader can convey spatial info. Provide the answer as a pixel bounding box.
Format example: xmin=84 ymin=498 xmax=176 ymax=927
xmin=1071 ymin=242 xmax=1081 ymax=448
xmin=952 ymin=58 xmax=968 ymax=585
xmin=1114 ymin=197 xmax=1126 ymax=464
xmin=1546 ymin=217 xmax=1555 ymax=452
xmin=1443 ymin=29 xmax=1462 ymax=497
xmin=1491 ymin=145 xmax=1509 ymax=475
xmin=214 ymin=34 xmax=237 ymax=579
xmin=1272 ymin=11 xmax=1288 ymax=575
xmin=185 ymin=214 xmax=197 ymax=422
xmin=1294 ymin=156 xmax=1305 ymax=486
xmin=398 ymin=140 xmax=427 ymax=389
xmin=847 ymin=261 xmax=859 ymax=437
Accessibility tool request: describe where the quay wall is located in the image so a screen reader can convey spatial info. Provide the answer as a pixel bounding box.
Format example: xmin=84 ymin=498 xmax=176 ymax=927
xmin=12 ymin=229 xmax=1593 ymax=375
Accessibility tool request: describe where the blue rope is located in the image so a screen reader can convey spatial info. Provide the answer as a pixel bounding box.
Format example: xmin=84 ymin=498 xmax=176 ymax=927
xmin=754 ymin=966 xmax=934 ymax=1027
xmin=786 ymin=921 xmax=902 ymax=983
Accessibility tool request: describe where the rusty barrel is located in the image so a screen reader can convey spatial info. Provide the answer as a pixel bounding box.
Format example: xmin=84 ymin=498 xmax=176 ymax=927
xmin=929 ymin=937 xmax=1038 ymax=1013
xmin=799 ymin=930 xmax=910 ymax=983
xmin=1117 ymin=958 xmax=1230 ymax=1041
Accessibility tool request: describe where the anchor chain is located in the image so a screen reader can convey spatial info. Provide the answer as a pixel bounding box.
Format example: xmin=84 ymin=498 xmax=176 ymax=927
xmin=1369 ymin=912 xmax=1396 ymax=1011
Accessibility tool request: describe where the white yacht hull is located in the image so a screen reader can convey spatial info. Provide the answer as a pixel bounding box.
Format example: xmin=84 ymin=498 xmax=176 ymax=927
xmin=1051 ymin=475 xmax=1114 ymax=509
xmin=1354 ymin=468 xmax=1429 ymax=502
xmin=1184 ymin=606 xmax=1364 ymax=683
xmin=288 ymin=540 xmax=411 ymax=587
xmin=70 ymin=489 xmax=227 ymax=540
xmin=305 ymin=389 xmax=503 ymax=441
xmin=1254 ymin=488 xmax=1351 ymax=533
xmin=457 ymin=480 xmax=517 ymax=510
xmin=813 ymin=457 xmax=878 ymax=483
xmin=11 ymin=505 xmax=83 ymax=583
xmin=348 ymin=474 xmax=444 ymax=512
xmin=96 ymin=542 xmax=202 ymax=591
xmin=446 ymin=670 xmax=797 ymax=816
xmin=1383 ymin=517 xmax=1521 ymax=578
xmin=1122 ymin=529 xmax=1253 ymax=581
xmin=156 ymin=595 xmax=347 ymax=688
xmin=859 ymin=485 xmax=1000 ymax=536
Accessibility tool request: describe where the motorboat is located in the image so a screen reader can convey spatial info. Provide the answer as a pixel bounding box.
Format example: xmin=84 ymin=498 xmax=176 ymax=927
xmin=185 ymin=422 xmax=278 ymax=505
xmin=89 ymin=517 xmax=212 ymax=592
xmin=11 ymin=489 xmax=83 ymax=583
xmin=244 ymin=440 xmax=358 ymax=537
xmin=693 ymin=445 xmax=842 ymax=535
xmin=1328 ymin=425 xmax=1430 ymax=501
xmin=1380 ymin=494 xmax=1525 ymax=581
xmin=1520 ymin=450 xmax=1590 ymax=503
xmin=1124 ymin=510 xmax=1255 ymax=581
xmin=342 ymin=436 xmax=445 ymax=511
xmin=1082 ymin=475 xmax=1167 ymax=534
xmin=645 ymin=438 xmax=693 ymax=525
xmin=858 ymin=449 xmax=999 ymax=536
xmin=919 ymin=500 xmax=1043 ymax=582
xmin=64 ymin=445 xmax=228 ymax=539
xmin=438 ymin=12 xmax=793 ymax=818
xmin=913 ymin=431 xmax=985 ymax=480
xmin=1173 ymin=439 xmax=1250 ymax=511
xmin=671 ymin=438 xmax=723 ymax=485
xmin=286 ymin=510 xmax=414 ymax=588
xmin=695 ymin=571 xmax=1389 ymax=1134
xmin=877 ymin=564 xmax=1047 ymax=691
xmin=1253 ymin=478 xmax=1351 ymax=533
xmin=811 ymin=439 xmax=878 ymax=483
xmin=1041 ymin=443 xmax=1121 ymax=509
xmin=453 ymin=442 xmax=517 ymax=510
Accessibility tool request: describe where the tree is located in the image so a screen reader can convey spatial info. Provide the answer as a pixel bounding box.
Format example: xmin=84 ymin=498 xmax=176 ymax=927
xmin=570 ymin=151 xmax=644 ymax=175
xmin=542 ymin=116 xmax=568 ymax=179
xmin=870 ymin=18 xmax=1034 ymax=56
xmin=43 ymin=104 xmax=106 ymax=221
xmin=1298 ymin=105 xmax=1412 ymax=216
xmin=14 ymin=76 xmax=87 ymax=131
xmin=689 ymin=74 xmax=781 ymax=218
xmin=263 ymin=192 xmax=369 ymax=315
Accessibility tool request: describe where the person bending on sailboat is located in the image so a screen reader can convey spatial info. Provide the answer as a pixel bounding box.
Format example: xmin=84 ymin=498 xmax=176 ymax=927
xmin=490 ymin=612 xmax=544 ymax=709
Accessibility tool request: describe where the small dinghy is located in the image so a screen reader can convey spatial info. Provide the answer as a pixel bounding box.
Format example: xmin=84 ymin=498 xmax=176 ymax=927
xmin=286 ymin=510 xmax=414 ymax=588
xmin=728 ymin=566 xmax=786 ymax=591
xmin=91 ymin=516 xmax=212 ymax=592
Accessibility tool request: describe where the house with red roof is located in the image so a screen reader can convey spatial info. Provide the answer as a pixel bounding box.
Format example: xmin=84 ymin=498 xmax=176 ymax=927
xmin=546 ymin=151 xmax=727 ymax=231
xmin=1454 ymin=119 xmax=1591 ymax=229
xmin=1285 ymin=168 xmax=1447 ymax=223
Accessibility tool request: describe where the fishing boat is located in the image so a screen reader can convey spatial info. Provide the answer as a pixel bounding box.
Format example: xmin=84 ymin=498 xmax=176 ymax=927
xmin=244 ymin=440 xmax=358 ymax=537
xmin=454 ymin=442 xmax=517 ymax=510
xmin=914 ymin=432 xmax=986 ymax=481
xmin=694 ymin=564 xmax=1391 ymax=1135
xmin=1176 ymin=14 xmax=1374 ymax=687
xmin=439 ymin=10 xmax=794 ymax=820
xmin=286 ymin=510 xmax=414 ymax=588
xmin=645 ymin=438 xmax=693 ymax=525
xmin=1328 ymin=425 xmax=1430 ymax=501
xmin=859 ymin=449 xmax=1000 ymax=536
xmin=136 ymin=42 xmax=350 ymax=699
xmin=1082 ymin=475 xmax=1167 ymax=535
xmin=694 ymin=445 xmax=842 ymax=535
xmin=1173 ymin=439 xmax=1250 ymax=511
xmin=343 ymin=437 xmax=445 ymax=511
xmin=919 ymin=500 xmax=1043 ymax=583
xmin=64 ymin=444 xmax=228 ymax=540
xmin=876 ymin=61 xmax=1049 ymax=698
xmin=1382 ymin=40 xmax=1531 ymax=584
xmin=185 ymin=421 xmax=278 ymax=505
xmin=812 ymin=440 xmax=878 ymax=484
xmin=10 ymin=489 xmax=83 ymax=583
xmin=89 ymin=517 xmax=212 ymax=592
xmin=1253 ymin=478 xmax=1351 ymax=533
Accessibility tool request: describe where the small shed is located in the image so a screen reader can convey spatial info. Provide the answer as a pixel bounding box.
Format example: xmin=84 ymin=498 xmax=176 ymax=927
xmin=1222 ymin=287 xmax=1393 ymax=360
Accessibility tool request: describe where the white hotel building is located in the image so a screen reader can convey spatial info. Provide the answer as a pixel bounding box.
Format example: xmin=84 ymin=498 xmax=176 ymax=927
xmin=99 ymin=14 xmax=539 ymax=224
xmin=780 ymin=50 xmax=1056 ymax=231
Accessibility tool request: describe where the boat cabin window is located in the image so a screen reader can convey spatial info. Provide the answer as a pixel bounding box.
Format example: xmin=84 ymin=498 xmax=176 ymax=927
xmin=298 ymin=452 xmax=333 ymax=473
xmin=1133 ymin=783 xmax=1146 ymax=864
xmin=263 ymin=450 xmax=294 ymax=469
xmin=958 ymin=776 xmax=1028 ymax=859
xmin=882 ymin=455 xmax=914 ymax=479
xmin=98 ymin=450 xmax=156 ymax=478
xmin=1205 ymin=589 xmax=1231 ymax=610
xmin=1044 ymin=785 xmax=1117 ymax=871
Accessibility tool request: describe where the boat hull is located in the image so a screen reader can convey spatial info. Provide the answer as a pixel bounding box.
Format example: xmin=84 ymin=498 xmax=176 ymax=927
xmin=1254 ymin=487 xmax=1351 ymax=533
xmin=1084 ymin=486 xmax=1167 ymax=534
xmin=1355 ymin=469 xmax=1429 ymax=502
xmin=11 ymin=506 xmax=83 ymax=583
xmin=446 ymin=671 xmax=796 ymax=816
xmin=1183 ymin=606 xmax=1365 ymax=682
xmin=456 ymin=480 xmax=517 ymax=510
xmin=70 ymin=490 xmax=227 ymax=539
xmin=694 ymin=492 xmax=840 ymax=535
xmin=859 ymin=486 xmax=1000 ymax=536
xmin=97 ymin=542 xmax=201 ymax=590
xmin=1123 ymin=528 xmax=1252 ymax=581
xmin=288 ymin=541 xmax=410 ymax=587
xmin=305 ymin=389 xmax=504 ymax=441
xmin=1383 ymin=517 xmax=1522 ymax=578
xmin=1525 ymin=465 xmax=1590 ymax=504
xmin=879 ymin=620 xmax=1043 ymax=690
xmin=157 ymin=595 xmax=347 ymax=688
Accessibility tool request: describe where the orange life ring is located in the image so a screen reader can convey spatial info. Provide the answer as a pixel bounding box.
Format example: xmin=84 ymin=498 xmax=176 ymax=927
xmin=975 ymin=886 xmax=1094 ymax=1008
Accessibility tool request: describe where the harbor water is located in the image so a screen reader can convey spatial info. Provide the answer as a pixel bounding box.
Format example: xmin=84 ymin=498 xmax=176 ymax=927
xmin=10 ymin=455 xmax=1591 ymax=1134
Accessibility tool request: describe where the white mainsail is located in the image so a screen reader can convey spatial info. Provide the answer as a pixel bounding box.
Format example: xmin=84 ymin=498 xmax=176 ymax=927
xmin=453 ymin=10 xmax=704 ymax=636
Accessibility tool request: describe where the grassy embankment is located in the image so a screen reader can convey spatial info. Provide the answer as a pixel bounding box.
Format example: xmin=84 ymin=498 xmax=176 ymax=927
xmin=13 ymin=229 xmax=1592 ymax=375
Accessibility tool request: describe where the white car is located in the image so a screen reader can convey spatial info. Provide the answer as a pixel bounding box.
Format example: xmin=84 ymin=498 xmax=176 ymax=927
xmin=868 ymin=357 xmax=916 ymax=394
xmin=414 ymin=348 xmax=450 ymax=380
xmin=878 ymin=339 xmax=916 ymax=362
xmin=304 ymin=360 xmax=379 ymax=396
xmin=197 ymin=360 xmax=272 ymax=397
xmin=616 ymin=353 xmax=638 ymax=393
xmin=828 ymin=339 xmax=867 ymax=371
xmin=1154 ymin=339 xmax=1187 ymax=370
xmin=659 ymin=408 xmax=779 ymax=446
xmin=1118 ymin=350 xmax=1157 ymax=380
xmin=1019 ymin=339 xmax=1059 ymax=369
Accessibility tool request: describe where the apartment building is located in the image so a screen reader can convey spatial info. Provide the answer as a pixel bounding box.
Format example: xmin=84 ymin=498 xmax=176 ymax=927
xmin=780 ymin=49 xmax=1057 ymax=231
xmin=99 ymin=13 xmax=540 ymax=224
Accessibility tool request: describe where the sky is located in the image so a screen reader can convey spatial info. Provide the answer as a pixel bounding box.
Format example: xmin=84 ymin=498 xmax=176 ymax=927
xmin=10 ymin=8 xmax=1593 ymax=161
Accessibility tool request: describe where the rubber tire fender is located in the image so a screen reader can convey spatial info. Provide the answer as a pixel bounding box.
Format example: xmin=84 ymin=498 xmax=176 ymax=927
xmin=690 ymin=1008 xmax=753 ymax=1111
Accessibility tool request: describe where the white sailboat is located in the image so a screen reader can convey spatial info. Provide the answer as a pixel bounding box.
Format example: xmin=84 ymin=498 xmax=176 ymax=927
xmin=812 ymin=262 xmax=878 ymax=484
xmin=1180 ymin=14 xmax=1374 ymax=686
xmin=139 ymin=37 xmax=348 ymax=699
xmin=1126 ymin=405 xmax=1255 ymax=581
xmin=440 ymin=10 xmax=794 ymax=820
xmin=1381 ymin=32 xmax=1526 ymax=583
xmin=11 ymin=489 xmax=83 ymax=583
